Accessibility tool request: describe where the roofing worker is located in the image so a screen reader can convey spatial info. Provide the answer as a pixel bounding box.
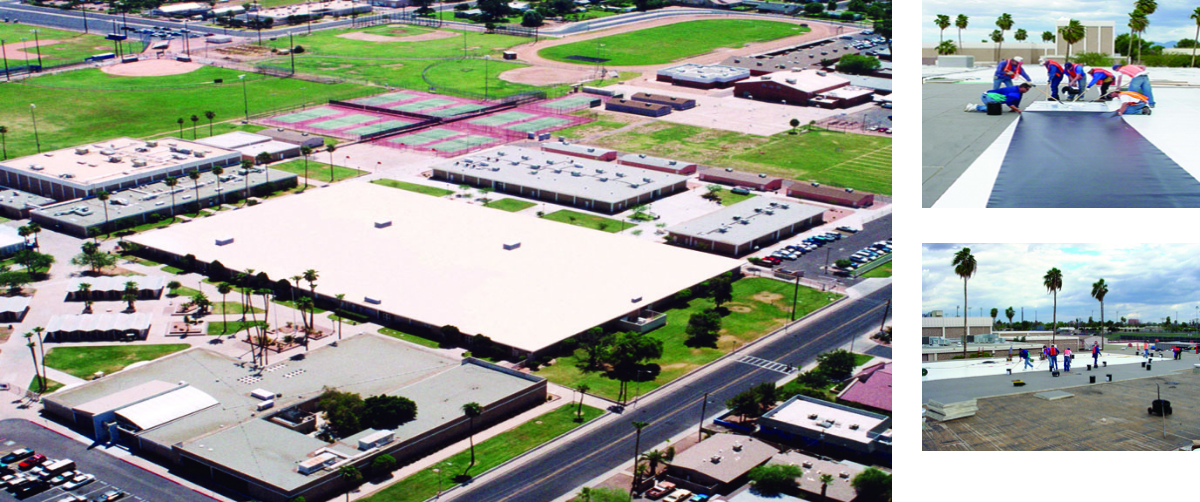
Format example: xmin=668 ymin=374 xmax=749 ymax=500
xmin=1113 ymin=64 xmax=1154 ymax=108
xmin=994 ymin=56 xmax=1031 ymax=89
xmin=1108 ymin=90 xmax=1152 ymax=116
xmin=1087 ymin=66 xmax=1116 ymax=97
xmin=1062 ymin=62 xmax=1087 ymax=101
xmin=1041 ymin=57 xmax=1065 ymax=100
xmin=964 ymin=83 xmax=1033 ymax=113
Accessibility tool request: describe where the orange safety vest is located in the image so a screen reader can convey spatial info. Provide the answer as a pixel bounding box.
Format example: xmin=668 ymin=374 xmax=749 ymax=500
xmin=1045 ymin=60 xmax=1063 ymax=73
xmin=1089 ymin=68 xmax=1114 ymax=80
xmin=1002 ymin=59 xmax=1023 ymax=77
xmin=1116 ymin=91 xmax=1149 ymax=103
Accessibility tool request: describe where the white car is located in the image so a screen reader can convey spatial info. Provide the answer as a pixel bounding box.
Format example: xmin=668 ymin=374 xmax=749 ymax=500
xmin=664 ymin=490 xmax=695 ymax=502
xmin=62 ymin=473 xmax=94 ymax=490
xmin=53 ymin=495 xmax=84 ymax=502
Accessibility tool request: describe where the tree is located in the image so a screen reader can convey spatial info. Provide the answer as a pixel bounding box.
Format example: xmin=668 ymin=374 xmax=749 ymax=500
xmin=1135 ymin=0 xmax=1158 ymax=63
xmin=990 ymin=308 xmax=999 ymax=328
xmin=78 ymin=282 xmax=93 ymax=313
xmin=15 ymin=249 xmax=54 ymax=276
xmin=934 ymin=15 xmax=950 ymax=44
xmin=1127 ymin=10 xmax=1148 ymax=64
xmin=218 ymin=282 xmax=234 ymax=333
xmin=851 ymin=467 xmax=891 ymax=502
xmin=819 ymin=473 xmax=835 ymax=500
xmin=371 ymin=454 xmax=397 ymax=475
xmin=255 ymin=151 xmax=271 ymax=168
xmin=476 ymin=0 xmax=511 ymax=24
xmin=836 ymin=54 xmax=882 ymax=75
xmin=953 ymin=247 xmax=976 ymax=358
xmin=96 ymin=190 xmax=111 ymax=235
xmin=326 ymin=143 xmax=337 ymax=183
xmin=748 ymin=464 xmax=802 ymax=496
xmin=825 ymin=1 xmax=836 ymax=11
xmin=190 ymin=292 xmax=212 ymax=315
xmin=995 ymin=13 xmax=1013 ymax=61
xmin=1060 ymin=19 xmax=1085 ymax=64
xmin=300 ymin=145 xmax=312 ymax=188
xmin=601 ymin=331 xmax=664 ymax=404
xmin=70 ymin=243 xmax=117 ymax=274
xmin=709 ymin=274 xmax=734 ymax=309
xmin=726 ymin=389 xmax=760 ymax=420
xmin=989 ymin=29 xmax=1005 ymax=61
xmin=955 ymin=14 xmax=969 ymax=53
xmin=685 ymin=309 xmax=722 ymax=347
xmin=1092 ymin=278 xmax=1108 ymax=348
xmin=804 ymin=2 xmax=823 ymax=15
xmin=630 ymin=420 xmax=649 ymax=491
xmin=0 ymin=125 xmax=8 ymax=160
xmin=362 ymin=395 xmax=418 ymax=429
xmin=462 ymin=402 xmax=484 ymax=474
xmin=935 ymin=40 xmax=957 ymax=55
xmin=319 ymin=388 xmax=365 ymax=438
xmin=789 ymin=118 xmax=800 ymax=133
xmin=1014 ymin=28 xmax=1028 ymax=43
xmin=816 ymin=349 xmax=857 ymax=380
xmin=212 ymin=166 xmax=225 ymax=205
xmin=1005 ymin=306 xmax=1015 ymax=328
xmin=335 ymin=293 xmax=346 ymax=339
xmin=28 ymin=222 xmax=41 ymax=249
xmin=205 ymin=110 xmax=216 ymax=137
xmin=1042 ymin=31 xmax=1054 ymax=43
xmin=575 ymin=327 xmax=607 ymax=371
xmin=240 ymin=159 xmax=253 ymax=203
xmin=303 ymin=268 xmax=320 ymax=334
xmin=1191 ymin=8 xmax=1200 ymax=67
xmin=123 ymin=280 xmax=139 ymax=311
xmin=521 ymin=9 xmax=543 ymax=28
xmin=165 ymin=176 xmax=179 ymax=220
xmin=1044 ymin=267 xmax=1063 ymax=345
xmin=176 ymin=117 xmax=184 ymax=137
xmin=641 ymin=449 xmax=666 ymax=477
xmin=339 ymin=465 xmax=362 ymax=500
xmin=190 ymin=114 xmax=199 ymax=139
xmin=575 ymin=383 xmax=590 ymax=421
xmin=188 ymin=170 xmax=202 ymax=211
xmin=412 ymin=0 xmax=433 ymax=15
xmin=26 ymin=333 xmax=44 ymax=392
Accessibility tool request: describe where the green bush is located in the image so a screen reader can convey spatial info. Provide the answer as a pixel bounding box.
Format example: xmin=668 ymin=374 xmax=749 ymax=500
xmin=1141 ymin=53 xmax=1200 ymax=68
xmin=1071 ymin=52 xmax=1116 ymax=67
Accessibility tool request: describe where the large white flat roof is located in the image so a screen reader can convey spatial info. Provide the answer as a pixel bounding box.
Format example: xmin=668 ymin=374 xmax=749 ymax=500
xmin=0 ymin=137 xmax=238 ymax=189
xmin=130 ymin=182 xmax=741 ymax=352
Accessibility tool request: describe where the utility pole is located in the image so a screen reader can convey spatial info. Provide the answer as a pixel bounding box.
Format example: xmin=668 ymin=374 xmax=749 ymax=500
xmin=1 ymin=40 xmax=9 ymax=82
xmin=30 ymin=104 xmax=41 ymax=153
xmin=30 ymin=30 xmax=42 ymax=69
xmin=697 ymin=392 xmax=709 ymax=442
xmin=289 ymin=31 xmax=295 ymax=75
xmin=239 ymin=74 xmax=249 ymax=122
xmin=790 ymin=272 xmax=801 ymax=321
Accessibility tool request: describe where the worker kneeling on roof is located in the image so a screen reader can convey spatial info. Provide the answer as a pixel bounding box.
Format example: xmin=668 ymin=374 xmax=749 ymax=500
xmin=994 ymin=56 xmax=1031 ymax=89
xmin=1109 ymin=91 xmax=1152 ymax=116
xmin=964 ymin=83 xmax=1033 ymax=114
xmin=1112 ymin=64 xmax=1155 ymax=108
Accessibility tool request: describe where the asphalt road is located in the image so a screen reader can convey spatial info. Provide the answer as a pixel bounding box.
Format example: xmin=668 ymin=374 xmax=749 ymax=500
xmin=775 ymin=213 xmax=892 ymax=285
xmin=0 ymin=419 xmax=213 ymax=502
xmin=447 ymin=285 xmax=892 ymax=502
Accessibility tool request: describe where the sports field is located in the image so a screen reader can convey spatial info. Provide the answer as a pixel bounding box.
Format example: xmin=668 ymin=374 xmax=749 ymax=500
xmin=263 ymin=56 xmax=541 ymax=99
xmin=593 ymin=122 xmax=892 ymax=195
xmin=267 ymin=25 xmax=528 ymax=59
xmin=536 ymin=94 xmax=600 ymax=113
xmin=0 ymin=66 xmax=372 ymax=158
xmin=538 ymin=19 xmax=807 ymax=66
xmin=0 ymin=24 xmax=114 ymax=67
xmin=468 ymin=110 xmax=537 ymax=126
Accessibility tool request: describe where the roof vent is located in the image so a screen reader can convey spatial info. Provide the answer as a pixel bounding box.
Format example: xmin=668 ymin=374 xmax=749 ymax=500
xmin=818 ymin=70 xmax=827 ymax=76
xmin=808 ymin=413 xmax=819 ymax=419
xmin=631 ymin=296 xmax=643 ymax=303
xmin=365 ymin=297 xmax=382 ymax=305
xmin=668 ymin=160 xmax=677 ymax=165
xmin=503 ymin=241 xmax=521 ymax=250
xmin=849 ymin=424 xmax=860 ymax=430
xmin=75 ymin=148 xmax=90 ymax=155
xmin=374 ymin=220 xmax=392 ymax=229
xmin=599 ymin=177 xmax=608 ymax=182
xmin=571 ymin=171 xmax=582 ymax=177
xmin=638 ymin=154 xmax=646 ymax=158
xmin=739 ymin=220 xmax=750 ymax=225
xmin=215 ymin=237 xmax=235 ymax=246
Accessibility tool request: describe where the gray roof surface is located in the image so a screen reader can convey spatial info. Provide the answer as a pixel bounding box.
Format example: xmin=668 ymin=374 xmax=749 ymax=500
xmin=842 ymin=75 xmax=892 ymax=92
xmin=195 ymin=132 xmax=272 ymax=151
xmin=540 ymin=142 xmax=616 ymax=157
xmin=671 ymin=433 xmax=777 ymax=483
xmin=0 ymin=187 xmax=56 ymax=211
xmin=617 ymin=153 xmax=695 ymax=170
xmin=667 ymin=198 xmax=824 ymax=246
xmin=435 ymin=147 xmax=687 ymax=204
xmin=922 ymin=83 xmax=1019 ymax=207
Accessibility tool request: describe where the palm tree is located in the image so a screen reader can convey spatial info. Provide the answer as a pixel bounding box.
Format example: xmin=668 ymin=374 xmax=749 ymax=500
xmin=339 ymin=465 xmax=362 ymax=502
xmin=176 ymin=117 xmax=184 ymax=137
xmin=819 ymin=473 xmax=834 ymax=501
xmin=576 ymin=383 xmax=590 ymax=421
xmin=1044 ymin=267 xmax=1063 ymax=346
xmin=334 ymin=293 xmax=345 ymax=339
xmin=1006 ymin=306 xmax=1016 ymax=328
xmin=204 ymin=110 xmax=216 ymax=137
xmin=300 ymin=145 xmax=313 ymax=189
xmin=990 ymin=308 xmax=999 ymax=329
xmin=326 ymin=143 xmax=337 ymax=182
xmin=212 ymin=166 xmax=225 ymax=205
xmin=989 ymin=30 xmax=1004 ymax=62
xmin=18 ymin=225 xmax=31 ymax=247
xmin=936 ymin=41 xmax=957 ymax=55
xmin=123 ymin=280 xmax=139 ymax=312
xmin=1014 ymin=28 xmax=1027 ymax=43
xmin=952 ymin=247 xmax=976 ymax=358
xmin=1042 ymin=31 xmax=1054 ymax=43
xmin=1191 ymin=8 xmax=1200 ymax=68
xmin=33 ymin=326 xmax=46 ymax=391
xmin=164 ymin=176 xmax=179 ymax=220
xmin=1135 ymin=0 xmax=1157 ymax=64
xmin=630 ymin=420 xmax=649 ymax=492
xmin=955 ymin=15 xmax=968 ymax=53
xmin=0 ymin=125 xmax=8 ymax=160
xmin=240 ymin=160 xmax=253 ymax=204
xmin=188 ymin=170 xmax=201 ymax=211
xmin=25 ymin=334 xmax=43 ymax=392
xmin=1060 ymin=19 xmax=1085 ymax=64
xmin=78 ymin=282 xmax=93 ymax=313
xmin=641 ymin=449 xmax=666 ymax=477
xmin=996 ymin=13 xmax=1014 ymax=61
xmin=190 ymin=114 xmax=199 ymax=139
xmin=96 ymin=190 xmax=110 ymax=236
xmin=296 ymin=296 xmax=314 ymax=332
xmin=1092 ymin=278 xmax=1108 ymax=349
xmin=28 ymin=221 xmax=42 ymax=249
xmin=462 ymin=402 xmax=484 ymax=473
xmin=934 ymin=15 xmax=950 ymax=44
xmin=303 ymin=269 xmax=319 ymax=330
xmin=218 ymin=282 xmax=234 ymax=333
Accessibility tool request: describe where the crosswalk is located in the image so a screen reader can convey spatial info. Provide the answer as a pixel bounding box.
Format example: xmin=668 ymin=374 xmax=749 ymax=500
xmin=737 ymin=355 xmax=797 ymax=374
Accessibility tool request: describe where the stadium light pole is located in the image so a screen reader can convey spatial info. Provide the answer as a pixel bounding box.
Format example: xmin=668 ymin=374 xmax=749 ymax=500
xmin=20 ymin=38 xmax=29 ymax=70
xmin=1 ymin=40 xmax=9 ymax=81
xmin=483 ymin=55 xmax=490 ymax=100
xmin=289 ymin=31 xmax=295 ymax=75
xmin=80 ymin=3 xmax=89 ymax=34
xmin=30 ymin=104 xmax=41 ymax=153
xmin=239 ymin=74 xmax=249 ymax=123
xmin=30 ymin=30 xmax=42 ymax=69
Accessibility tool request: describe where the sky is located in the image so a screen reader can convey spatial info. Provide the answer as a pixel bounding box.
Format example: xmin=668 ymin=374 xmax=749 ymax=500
xmin=922 ymin=244 xmax=1200 ymax=325
xmin=922 ymin=0 xmax=1200 ymax=45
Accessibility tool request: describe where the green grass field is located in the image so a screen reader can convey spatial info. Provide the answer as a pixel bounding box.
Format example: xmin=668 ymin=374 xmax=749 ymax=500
xmin=0 ymin=67 xmax=373 ymax=158
xmin=554 ymin=119 xmax=630 ymax=139
xmin=858 ymin=261 xmax=892 ymax=278
xmin=536 ymin=278 xmax=841 ymax=400
xmin=718 ymin=191 xmax=757 ymax=206
xmin=0 ymin=24 xmax=115 ymax=67
xmin=371 ymin=179 xmax=454 ymax=196
xmin=28 ymin=376 xmax=64 ymax=395
xmin=365 ymin=405 xmax=603 ymax=502
xmin=593 ymin=123 xmax=892 ymax=195
xmin=539 ymin=20 xmax=806 ymax=66
xmin=207 ymin=320 xmax=268 ymax=336
xmin=44 ymin=344 xmax=190 ymax=379
xmin=265 ymin=56 xmax=540 ymax=98
xmin=209 ymin=302 xmax=265 ymax=315
xmin=542 ymin=210 xmax=624 ymax=233
xmin=379 ymin=326 xmax=443 ymax=349
xmin=268 ymin=25 xmax=529 ymax=59
xmin=483 ymin=198 xmax=537 ymax=212
xmin=270 ymin=159 xmax=366 ymax=183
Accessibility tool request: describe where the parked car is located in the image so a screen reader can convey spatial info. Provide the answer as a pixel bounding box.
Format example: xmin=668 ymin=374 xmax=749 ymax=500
xmin=53 ymin=494 xmax=85 ymax=502
xmin=664 ymin=489 xmax=695 ymax=502
xmin=1 ymin=448 xmax=34 ymax=467
xmin=63 ymin=473 xmax=95 ymax=491
xmin=14 ymin=479 xmax=49 ymax=496
xmin=837 ymin=226 xmax=860 ymax=233
xmin=49 ymin=470 xmax=78 ymax=485
xmin=18 ymin=454 xmax=47 ymax=470
xmin=687 ymin=495 xmax=711 ymax=502
xmin=92 ymin=489 xmax=126 ymax=501
xmin=646 ymin=482 xmax=677 ymax=499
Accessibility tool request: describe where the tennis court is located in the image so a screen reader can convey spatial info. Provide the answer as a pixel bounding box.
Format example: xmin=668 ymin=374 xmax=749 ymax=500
xmin=506 ymin=117 xmax=573 ymax=133
xmin=306 ymin=114 xmax=381 ymax=132
xmin=425 ymin=103 xmax=490 ymax=118
xmin=391 ymin=98 xmax=457 ymax=113
xmin=429 ymin=134 xmax=500 ymax=152
xmin=469 ymin=111 xmax=537 ymax=127
xmin=349 ymin=92 xmax=423 ymax=107
xmin=385 ymin=128 xmax=462 ymax=146
xmin=345 ymin=119 xmax=416 ymax=136
xmin=270 ymin=107 xmax=343 ymax=124
xmin=538 ymin=94 xmax=601 ymax=112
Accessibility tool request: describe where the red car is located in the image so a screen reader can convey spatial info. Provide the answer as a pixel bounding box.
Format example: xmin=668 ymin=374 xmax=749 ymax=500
xmin=17 ymin=454 xmax=47 ymax=470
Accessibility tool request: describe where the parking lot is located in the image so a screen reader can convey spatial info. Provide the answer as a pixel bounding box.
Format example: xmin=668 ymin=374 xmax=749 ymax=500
xmin=760 ymin=213 xmax=892 ymax=285
xmin=0 ymin=420 xmax=212 ymax=502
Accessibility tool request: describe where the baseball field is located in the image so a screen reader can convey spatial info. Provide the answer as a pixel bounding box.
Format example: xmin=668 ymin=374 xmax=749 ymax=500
xmin=538 ymin=19 xmax=808 ymax=66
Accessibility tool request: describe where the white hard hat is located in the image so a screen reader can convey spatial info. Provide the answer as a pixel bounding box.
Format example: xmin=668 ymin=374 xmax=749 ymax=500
xmin=1014 ymin=56 xmax=1024 ymax=62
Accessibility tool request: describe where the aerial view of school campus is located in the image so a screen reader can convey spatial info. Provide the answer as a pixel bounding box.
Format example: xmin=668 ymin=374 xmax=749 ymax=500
xmin=0 ymin=0 xmax=891 ymax=501
xmin=923 ymin=243 xmax=1200 ymax=451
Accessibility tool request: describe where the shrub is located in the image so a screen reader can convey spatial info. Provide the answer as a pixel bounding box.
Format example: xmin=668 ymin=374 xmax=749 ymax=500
xmin=1072 ymin=52 xmax=1115 ymax=67
xmin=371 ymin=454 xmax=397 ymax=474
xmin=292 ymin=45 xmax=305 ymax=54
xmin=748 ymin=464 xmax=802 ymax=495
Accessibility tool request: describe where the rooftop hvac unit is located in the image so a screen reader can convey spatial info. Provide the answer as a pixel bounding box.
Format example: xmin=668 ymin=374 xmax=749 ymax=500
xmin=803 ymin=461 xmax=814 ymax=468
xmin=511 ymin=161 xmax=520 ymax=166
xmin=59 ymin=173 xmax=76 ymax=179
xmin=75 ymin=148 xmax=90 ymax=155
xmin=631 ymin=296 xmax=642 ymax=303
xmin=732 ymin=216 xmax=741 ymax=220
xmin=780 ymin=204 xmax=790 ymax=209
xmin=251 ymin=389 xmax=275 ymax=401
xmin=668 ymin=160 xmax=677 ymax=165
xmin=599 ymin=177 xmax=608 ymax=182
xmin=365 ymin=296 xmax=382 ymax=305
xmin=849 ymin=424 xmax=860 ymax=430
xmin=374 ymin=220 xmax=392 ymax=229
xmin=755 ymin=208 xmax=764 ymax=213
xmin=758 ymin=174 xmax=767 ymax=178
xmin=718 ymin=227 xmax=729 ymax=233
xmin=840 ymin=472 xmax=851 ymax=479
xmin=764 ymin=209 xmax=774 ymax=215
xmin=146 ymin=141 xmax=158 ymax=147
xmin=616 ymin=172 xmax=625 ymax=178
xmin=642 ymin=177 xmax=651 ymax=182
xmin=194 ymin=151 xmax=206 ymax=158
xmin=587 ymin=148 xmax=595 ymax=153
xmin=131 ymin=159 xmax=148 ymax=167
xmin=724 ymin=168 xmax=734 ymax=172
xmin=596 ymin=168 xmax=604 ymax=173
xmin=108 ymin=156 xmax=122 ymax=163
xmin=553 ymin=169 xmax=563 ymax=174
xmin=491 ymin=167 xmax=501 ymax=172
xmin=503 ymin=241 xmax=521 ymax=250
xmin=571 ymin=171 xmax=582 ymax=177
xmin=215 ymin=236 xmax=235 ymax=247
xmin=811 ymin=182 xmax=820 ymax=187
xmin=529 ymin=170 xmax=539 ymax=175
xmin=257 ymin=400 xmax=275 ymax=412
xmin=733 ymin=442 xmax=743 ymax=452
xmin=733 ymin=58 xmax=740 ymax=63
xmin=547 ymin=160 xmax=556 ymax=165
xmin=818 ymin=70 xmax=827 ymax=76
xmin=638 ymin=154 xmax=647 ymax=158
xmin=739 ymin=220 xmax=750 ymax=225
xmin=30 ymin=165 xmax=45 ymax=171
xmin=630 ymin=183 xmax=640 ymax=188
xmin=520 ymin=155 xmax=529 ymax=160
xmin=769 ymin=202 xmax=778 ymax=207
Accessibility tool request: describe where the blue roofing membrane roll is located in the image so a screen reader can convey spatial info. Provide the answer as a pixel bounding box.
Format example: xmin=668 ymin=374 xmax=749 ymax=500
xmin=987 ymin=111 xmax=1200 ymax=208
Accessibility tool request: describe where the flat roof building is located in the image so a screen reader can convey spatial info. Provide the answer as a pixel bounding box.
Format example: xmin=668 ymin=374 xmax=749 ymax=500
xmin=0 ymin=137 xmax=242 ymax=201
xmin=630 ymin=92 xmax=697 ymax=110
xmin=921 ymin=316 xmax=993 ymax=341
xmin=0 ymin=225 xmax=26 ymax=258
xmin=698 ymin=167 xmax=783 ymax=191
xmin=812 ymin=86 xmax=876 ymax=109
xmin=540 ymin=141 xmax=618 ymax=161
xmin=656 ymin=63 xmax=751 ymax=89
xmin=195 ymin=131 xmax=274 ymax=151
xmin=432 ymin=146 xmax=689 ymax=214
xmin=664 ymin=433 xmax=777 ymax=494
xmin=733 ymin=70 xmax=850 ymax=106
xmin=617 ymin=153 xmax=697 ymax=175
xmin=0 ymin=295 xmax=31 ymax=323
xmin=0 ymin=187 xmax=55 ymax=219
xmin=248 ymin=0 xmax=371 ymax=22
xmin=606 ymin=98 xmax=671 ymax=117
xmin=42 ymin=334 xmax=546 ymax=502
xmin=787 ymin=181 xmax=875 ymax=208
xmin=667 ymin=198 xmax=824 ymax=257
xmin=769 ymin=452 xmax=867 ymax=502
xmin=759 ymin=395 xmax=892 ymax=460
xmin=45 ymin=313 xmax=153 ymax=342
xmin=238 ymin=141 xmax=301 ymax=164
xmin=128 ymin=182 xmax=741 ymax=356
xmin=257 ymin=128 xmax=327 ymax=150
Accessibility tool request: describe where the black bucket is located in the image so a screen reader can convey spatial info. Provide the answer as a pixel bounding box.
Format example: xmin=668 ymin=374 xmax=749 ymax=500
xmin=986 ymin=102 xmax=1003 ymax=115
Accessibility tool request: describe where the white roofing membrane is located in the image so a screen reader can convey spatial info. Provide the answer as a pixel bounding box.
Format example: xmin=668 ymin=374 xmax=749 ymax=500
xmin=922 ymin=349 xmax=1162 ymax=381
xmin=46 ymin=313 xmax=153 ymax=333
xmin=116 ymin=386 xmax=219 ymax=432
xmin=68 ymin=276 xmax=165 ymax=294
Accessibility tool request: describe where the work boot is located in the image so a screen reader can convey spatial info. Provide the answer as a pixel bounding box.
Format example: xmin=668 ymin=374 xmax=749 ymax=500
xmin=1142 ymin=107 xmax=1152 ymax=115
xmin=964 ymin=103 xmax=976 ymax=112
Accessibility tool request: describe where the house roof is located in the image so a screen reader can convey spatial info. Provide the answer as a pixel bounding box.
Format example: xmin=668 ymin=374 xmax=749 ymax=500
xmin=670 ymin=433 xmax=776 ymax=484
xmin=838 ymin=362 xmax=891 ymax=412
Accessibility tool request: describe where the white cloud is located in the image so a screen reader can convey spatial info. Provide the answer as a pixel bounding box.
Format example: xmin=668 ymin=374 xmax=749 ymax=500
xmin=922 ymin=243 xmax=1200 ymax=324
xmin=922 ymin=0 xmax=1200 ymax=45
